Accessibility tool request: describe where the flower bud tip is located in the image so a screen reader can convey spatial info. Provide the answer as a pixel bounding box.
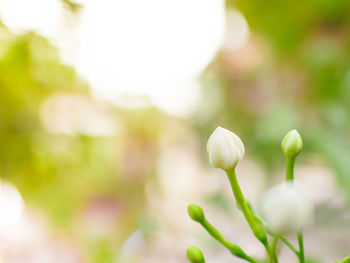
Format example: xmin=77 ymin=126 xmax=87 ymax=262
xmin=281 ymin=129 xmax=303 ymax=158
xmin=186 ymin=246 xmax=205 ymax=263
xmin=207 ymin=126 xmax=245 ymax=171
xmin=187 ymin=204 xmax=205 ymax=223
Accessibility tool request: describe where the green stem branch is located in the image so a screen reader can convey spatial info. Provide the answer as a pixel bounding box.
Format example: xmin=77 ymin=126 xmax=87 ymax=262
xmin=280 ymin=236 xmax=299 ymax=257
xmin=286 ymin=155 xmax=305 ymax=263
xmin=271 ymin=238 xmax=279 ymax=259
xmin=226 ymin=169 xmax=276 ymax=263
xmin=336 ymin=256 xmax=350 ymax=263
xmin=286 ymin=157 xmax=295 ymax=181
xmin=298 ymin=232 xmax=305 ymax=263
xmin=200 ymin=218 xmax=257 ymax=263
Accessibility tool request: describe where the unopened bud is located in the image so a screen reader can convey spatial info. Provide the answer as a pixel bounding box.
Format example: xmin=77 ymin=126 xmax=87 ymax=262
xmin=187 ymin=204 xmax=205 ymax=223
xmin=186 ymin=246 xmax=205 ymax=263
xmin=281 ymin=129 xmax=303 ymax=158
xmin=207 ymin=127 xmax=245 ymax=171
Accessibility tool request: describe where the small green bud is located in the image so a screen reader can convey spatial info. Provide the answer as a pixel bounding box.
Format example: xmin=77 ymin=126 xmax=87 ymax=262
xmin=186 ymin=246 xmax=205 ymax=263
xmin=281 ymin=129 xmax=303 ymax=158
xmin=187 ymin=204 xmax=205 ymax=222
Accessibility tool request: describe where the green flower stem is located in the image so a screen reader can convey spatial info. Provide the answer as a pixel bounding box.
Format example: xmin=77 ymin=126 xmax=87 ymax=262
xmin=199 ymin=218 xmax=257 ymax=263
xmin=256 ymin=219 xmax=299 ymax=258
xmin=286 ymin=157 xmax=295 ymax=181
xmin=271 ymin=238 xmax=279 ymax=259
xmin=280 ymin=236 xmax=299 ymax=257
xmin=297 ymin=233 xmax=305 ymax=263
xmin=285 ymin=155 xmax=305 ymax=263
xmin=226 ymin=169 xmax=276 ymax=263
xmin=336 ymin=256 xmax=350 ymax=263
xmin=249 ymin=172 xmax=299 ymax=261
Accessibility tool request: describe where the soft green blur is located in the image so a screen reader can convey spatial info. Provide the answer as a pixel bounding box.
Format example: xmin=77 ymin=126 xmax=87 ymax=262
xmin=0 ymin=21 xmax=164 ymax=262
xmin=0 ymin=1 xmax=350 ymax=262
xmin=199 ymin=0 xmax=350 ymax=194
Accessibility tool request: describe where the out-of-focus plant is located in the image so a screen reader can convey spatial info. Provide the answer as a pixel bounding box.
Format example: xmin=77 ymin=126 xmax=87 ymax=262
xmin=0 ymin=21 xmax=166 ymax=262
xmin=187 ymin=127 xmax=349 ymax=263
xmin=196 ymin=0 xmax=350 ymax=202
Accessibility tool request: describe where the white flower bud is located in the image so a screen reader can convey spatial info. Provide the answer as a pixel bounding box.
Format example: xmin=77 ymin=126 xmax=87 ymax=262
xmin=281 ymin=129 xmax=303 ymax=158
xmin=258 ymin=183 xmax=312 ymax=235
xmin=207 ymin=127 xmax=245 ymax=171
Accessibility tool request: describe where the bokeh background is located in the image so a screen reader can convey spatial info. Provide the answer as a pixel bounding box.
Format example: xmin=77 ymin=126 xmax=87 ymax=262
xmin=0 ymin=0 xmax=350 ymax=262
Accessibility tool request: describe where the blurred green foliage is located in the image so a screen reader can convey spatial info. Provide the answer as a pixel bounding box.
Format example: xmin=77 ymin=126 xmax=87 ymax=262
xmin=0 ymin=24 xmax=90 ymax=224
xmin=195 ymin=0 xmax=350 ymax=201
xmin=0 ymin=22 xmax=163 ymax=262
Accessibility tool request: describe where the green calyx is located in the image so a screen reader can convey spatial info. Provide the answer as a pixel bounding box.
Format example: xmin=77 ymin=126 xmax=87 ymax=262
xmin=187 ymin=246 xmax=206 ymax=263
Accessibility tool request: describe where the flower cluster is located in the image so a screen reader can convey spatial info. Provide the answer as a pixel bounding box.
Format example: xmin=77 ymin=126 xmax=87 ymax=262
xmin=186 ymin=127 xmax=349 ymax=263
